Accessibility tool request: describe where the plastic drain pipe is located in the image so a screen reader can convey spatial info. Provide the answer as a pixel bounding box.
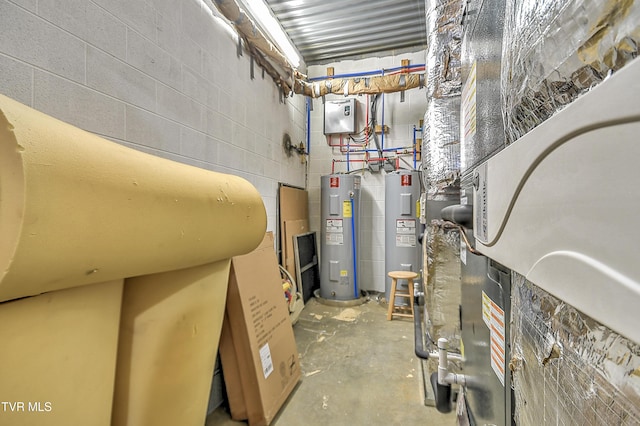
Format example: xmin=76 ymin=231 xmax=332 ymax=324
xmin=414 ymin=298 xmax=465 ymax=414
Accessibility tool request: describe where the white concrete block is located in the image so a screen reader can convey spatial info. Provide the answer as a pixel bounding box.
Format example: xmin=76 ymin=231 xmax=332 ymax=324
xmin=125 ymin=105 xmax=181 ymax=153
xmin=263 ymin=159 xmax=280 ymax=180
xmin=182 ymin=65 xmax=219 ymax=109
xmin=252 ymin=133 xmax=269 ymax=158
xmin=87 ymin=46 xmax=156 ymax=112
xmin=179 ymin=126 xmax=207 ymax=160
xmin=157 ymin=13 xmax=202 ymax=76
xmin=244 ymin=151 xmax=265 ymax=176
xmin=217 ymin=89 xmax=232 ymax=118
xmin=151 ymin=0 xmax=181 ymax=25
xmin=230 ymin=96 xmax=246 ymax=126
xmin=10 ymin=0 xmax=36 ymax=12
xmin=156 ymin=83 xmax=203 ymax=131
xmin=204 ymin=136 xmax=219 ymax=164
xmin=127 ymin=29 xmax=181 ymax=91
xmin=38 ymin=0 xmax=127 ymax=60
xmin=0 ymin=54 xmax=33 ymax=106
xmin=202 ymin=51 xmax=222 ymax=84
xmin=93 ymin=0 xmax=156 ymax=42
xmin=217 ymin=141 xmax=245 ymax=171
xmin=231 ymin=122 xmax=250 ymax=150
xmin=34 ymin=70 xmax=125 ymax=139
xmin=180 ymin=0 xmax=217 ymax=51
xmin=0 ymin=1 xmax=85 ymax=84
xmin=204 ymin=109 xmax=232 ymax=143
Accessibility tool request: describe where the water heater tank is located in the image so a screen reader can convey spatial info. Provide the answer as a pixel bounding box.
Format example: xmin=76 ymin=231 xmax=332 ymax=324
xmin=320 ymin=174 xmax=361 ymax=300
xmin=385 ymin=170 xmax=422 ymax=302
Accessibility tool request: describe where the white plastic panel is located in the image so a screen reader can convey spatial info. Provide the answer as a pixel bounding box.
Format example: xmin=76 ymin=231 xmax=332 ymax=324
xmin=323 ymin=99 xmax=357 ymax=135
xmin=474 ymin=58 xmax=640 ymax=344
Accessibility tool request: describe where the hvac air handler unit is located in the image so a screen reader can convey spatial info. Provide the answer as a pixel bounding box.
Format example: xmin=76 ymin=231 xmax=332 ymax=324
xmin=320 ymin=174 xmax=361 ymax=300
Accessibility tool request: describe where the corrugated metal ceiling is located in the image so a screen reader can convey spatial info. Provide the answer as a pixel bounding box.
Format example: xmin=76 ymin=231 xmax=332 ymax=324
xmin=264 ymin=0 xmax=427 ymax=65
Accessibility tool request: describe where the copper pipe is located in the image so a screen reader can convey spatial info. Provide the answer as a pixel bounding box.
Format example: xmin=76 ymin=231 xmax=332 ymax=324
xmin=442 ymin=221 xmax=482 ymax=256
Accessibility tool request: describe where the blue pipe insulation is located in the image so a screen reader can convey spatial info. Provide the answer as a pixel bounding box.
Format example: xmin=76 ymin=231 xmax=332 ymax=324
xmin=309 ymin=69 xmax=380 ymax=81
xmin=350 ymin=197 xmax=358 ymax=299
xmin=308 ymin=64 xmax=426 ymax=82
xmin=413 ymin=125 xmax=417 ymax=169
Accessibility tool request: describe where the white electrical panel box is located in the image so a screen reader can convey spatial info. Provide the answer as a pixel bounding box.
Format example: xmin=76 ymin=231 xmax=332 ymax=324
xmin=324 ymin=99 xmax=357 ymax=135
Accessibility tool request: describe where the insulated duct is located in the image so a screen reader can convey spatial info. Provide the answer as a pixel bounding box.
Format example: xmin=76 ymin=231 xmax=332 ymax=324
xmin=510 ymin=272 xmax=640 ymax=425
xmin=422 ymin=0 xmax=464 ymax=199
xmin=212 ymin=0 xmax=428 ymax=98
xmin=421 ymin=0 xmax=466 ymax=397
xmin=212 ymin=0 xmax=300 ymax=93
xmin=294 ymin=73 xmax=426 ymax=98
xmin=501 ymin=0 xmax=640 ymax=144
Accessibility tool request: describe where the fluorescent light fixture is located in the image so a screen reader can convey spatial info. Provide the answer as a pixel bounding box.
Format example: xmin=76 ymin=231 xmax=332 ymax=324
xmin=244 ymin=0 xmax=301 ymax=68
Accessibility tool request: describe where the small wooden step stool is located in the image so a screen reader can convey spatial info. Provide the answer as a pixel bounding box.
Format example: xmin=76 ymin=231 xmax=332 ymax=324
xmin=386 ymin=271 xmax=418 ymax=321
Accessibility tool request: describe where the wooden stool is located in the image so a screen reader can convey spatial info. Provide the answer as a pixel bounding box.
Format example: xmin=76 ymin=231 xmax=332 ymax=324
xmin=387 ymin=271 xmax=418 ymax=320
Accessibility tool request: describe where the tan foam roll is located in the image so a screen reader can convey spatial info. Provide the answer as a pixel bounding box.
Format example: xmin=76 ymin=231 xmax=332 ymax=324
xmin=0 ymin=94 xmax=266 ymax=302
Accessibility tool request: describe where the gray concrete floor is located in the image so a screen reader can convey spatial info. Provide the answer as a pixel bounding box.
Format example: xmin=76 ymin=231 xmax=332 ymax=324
xmin=206 ymin=294 xmax=455 ymax=425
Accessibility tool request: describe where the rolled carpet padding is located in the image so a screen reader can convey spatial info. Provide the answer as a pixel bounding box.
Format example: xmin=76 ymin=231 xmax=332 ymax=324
xmin=0 ymin=93 xmax=266 ymax=302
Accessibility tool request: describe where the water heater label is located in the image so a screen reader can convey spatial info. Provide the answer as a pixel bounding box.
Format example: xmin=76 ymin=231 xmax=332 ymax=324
xmin=396 ymin=235 xmax=416 ymax=247
xmin=342 ymin=200 xmax=352 ymax=217
xmin=396 ymin=219 xmax=416 ymax=247
xmin=396 ymin=219 xmax=416 ymax=233
xmin=401 ymin=174 xmax=412 ymax=186
xmin=326 ymin=219 xmax=344 ymax=245
xmin=330 ymin=177 xmax=339 ymax=188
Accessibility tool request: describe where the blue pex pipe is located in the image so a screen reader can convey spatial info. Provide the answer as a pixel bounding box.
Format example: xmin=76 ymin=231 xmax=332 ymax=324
xmin=350 ymin=198 xmax=358 ymax=298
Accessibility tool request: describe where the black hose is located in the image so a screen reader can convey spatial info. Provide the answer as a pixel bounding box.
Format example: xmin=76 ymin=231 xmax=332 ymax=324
xmin=414 ymin=302 xmax=432 ymax=360
xmin=440 ymin=204 xmax=473 ymax=228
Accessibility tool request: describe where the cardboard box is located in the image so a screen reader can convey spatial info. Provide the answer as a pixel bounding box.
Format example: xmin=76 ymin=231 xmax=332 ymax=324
xmin=0 ymin=280 xmax=122 ymax=426
xmin=220 ymin=232 xmax=301 ymax=426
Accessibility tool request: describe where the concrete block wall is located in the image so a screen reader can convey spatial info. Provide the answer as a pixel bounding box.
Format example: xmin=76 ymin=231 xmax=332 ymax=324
xmin=0 ymin=0 xmax=306 ymax=233
xmin=308 ymin=51 xmax=428 ymax=292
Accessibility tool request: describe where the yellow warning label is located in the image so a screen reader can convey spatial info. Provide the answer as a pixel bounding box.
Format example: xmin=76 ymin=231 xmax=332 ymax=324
xmin=416 ymin=200 xmax=420 ymax=218
xmin=343 ymin=200 xmax=352 ymax=218
xmin=340 ymin=270 xmax=348 ymax=277
xmin=482 ymin=291 xmax=491 ymax=327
